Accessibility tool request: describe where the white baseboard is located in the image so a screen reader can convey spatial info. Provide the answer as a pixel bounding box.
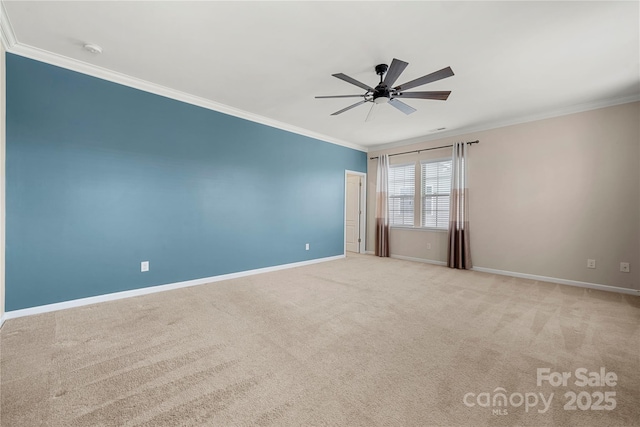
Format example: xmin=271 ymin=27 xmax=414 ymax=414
xmin=364 ymin=250 xmax=375 ymax=255
xmin=471 ymin=266 xmax=640 ymax=296
xmin=390 ymin=254 xmax=447 ymax=266
xmin=372 ymin=253 xmax=639 ymax=295
xmin=2 ymin=255 xmax=345 ymax=322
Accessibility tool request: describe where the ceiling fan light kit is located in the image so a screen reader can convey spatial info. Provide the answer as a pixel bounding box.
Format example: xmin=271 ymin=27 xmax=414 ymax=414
xmin=316 ymin=58 xmax=454 ymax=119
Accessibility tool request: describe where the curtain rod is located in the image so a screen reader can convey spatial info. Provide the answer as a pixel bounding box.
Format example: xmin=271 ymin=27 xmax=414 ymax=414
xmin=369 ymin=140 xmax=479 ymax=160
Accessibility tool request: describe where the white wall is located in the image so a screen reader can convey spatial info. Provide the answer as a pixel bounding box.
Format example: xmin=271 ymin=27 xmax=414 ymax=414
xmin=367 ymin=102 xmax=640 ymax=290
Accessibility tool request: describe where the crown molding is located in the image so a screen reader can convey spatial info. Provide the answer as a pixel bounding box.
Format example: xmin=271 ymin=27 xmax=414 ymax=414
xmin=2 ymin=0 xmax=636 ymax=155
xmin=370 ymin=93 xmax=640 ymax=152
xmin=0 ymin=1 xmax=17 ymax=48
xmin=0 ymin=2 xmax=367 ymax=152
xmin=2 ymin=40 xmax=367 ymax=153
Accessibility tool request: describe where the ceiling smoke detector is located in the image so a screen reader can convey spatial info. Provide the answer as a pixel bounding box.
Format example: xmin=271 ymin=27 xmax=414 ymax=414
xmin=83 ymin=44 xmax=103 ymax=54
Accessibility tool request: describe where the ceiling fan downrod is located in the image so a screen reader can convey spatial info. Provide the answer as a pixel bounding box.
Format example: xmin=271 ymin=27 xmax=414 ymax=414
xmin=373 ymin=63 xmax=390 ymax=104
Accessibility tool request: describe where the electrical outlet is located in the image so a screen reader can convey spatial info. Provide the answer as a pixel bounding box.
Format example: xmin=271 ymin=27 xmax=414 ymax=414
xmin=305 ymin=243 xmax=310 ymax=251
xmin=427 ymin=243 xmax=432 ymax=250
xmin=587 ymin=259 xmax=596 ymax=269
xmin=141 ymin=261 xmax=149 ymax=272
xmin=620 ymin=262 xmax=630 ymax=273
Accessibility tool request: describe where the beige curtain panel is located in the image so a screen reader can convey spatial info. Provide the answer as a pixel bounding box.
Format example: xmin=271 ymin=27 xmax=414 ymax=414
xmin=447 ymin=142 xmax=472 ymax=269
xmin=375 ymin=154 xmax=390 ymax=257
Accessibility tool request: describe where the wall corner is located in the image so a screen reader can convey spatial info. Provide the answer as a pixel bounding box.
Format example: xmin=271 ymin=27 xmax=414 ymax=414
xmin=1 ymin=38 xmax=6 ymax=323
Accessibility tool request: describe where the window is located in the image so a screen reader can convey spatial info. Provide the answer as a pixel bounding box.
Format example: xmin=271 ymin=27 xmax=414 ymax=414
xmin=387 ymin=158 xmax=453 ymax=229
xmin=421 ymin=159 xmax=452 ymax=229
xmin=388 ymin=163 xmax=415 ymax=226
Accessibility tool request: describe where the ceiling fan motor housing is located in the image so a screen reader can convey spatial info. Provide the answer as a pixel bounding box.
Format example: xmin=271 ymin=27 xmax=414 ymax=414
xmin=373 ymin=64 xmax=391 ymax=103
xmin=373 ymin=84 xmax=391 ymax=103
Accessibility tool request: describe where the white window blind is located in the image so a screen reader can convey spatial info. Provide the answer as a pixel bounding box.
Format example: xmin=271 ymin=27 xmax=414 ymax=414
xmin=389 ymin=164 xmax=415 ymax=226
xmin=421 ymin=159 xmax=452 ymax=229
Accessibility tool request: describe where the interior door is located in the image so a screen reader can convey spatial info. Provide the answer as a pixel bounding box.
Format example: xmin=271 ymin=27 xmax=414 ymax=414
xmin=346 ymin=174 xmax=361 ymax=253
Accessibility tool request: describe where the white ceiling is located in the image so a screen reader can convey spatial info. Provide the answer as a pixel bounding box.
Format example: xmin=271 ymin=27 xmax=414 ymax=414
xmin=2 ymin=1 xmax=639 ymax=151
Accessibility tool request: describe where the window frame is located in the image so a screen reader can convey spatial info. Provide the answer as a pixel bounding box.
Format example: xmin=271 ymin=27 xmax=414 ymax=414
xmin=420 ymin=157 xmax=452 ymax=230
xmin=386 ymin=156 xmax=453 ymax=232
xmin=387 ymin=162 xmax=416 ymax=227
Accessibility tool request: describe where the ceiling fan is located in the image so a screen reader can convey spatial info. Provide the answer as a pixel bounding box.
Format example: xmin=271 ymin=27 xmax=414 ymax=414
xmin=316 ymin=58 xmax=454 ymax=121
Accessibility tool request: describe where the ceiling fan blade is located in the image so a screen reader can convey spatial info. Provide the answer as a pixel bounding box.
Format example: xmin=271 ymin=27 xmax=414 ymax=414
xmin=365 ymin=103 xmax=377 ymax=122
xmin=394 ymin=91 xmax=451 ymax=100
xmin=331 ymin=100 xmax=368 ymax=116
xmin=332 ymin=73 xmax=374 ymax=91
xmin=315 ymin=95 xmax=366 ymax=99
xmin=394 ymin=66 xmax=454 ymax=91
xmin=388 ymin=98 xmax=417 ymax=115
xmin=383 ymin=58 xmax=409 ymax=87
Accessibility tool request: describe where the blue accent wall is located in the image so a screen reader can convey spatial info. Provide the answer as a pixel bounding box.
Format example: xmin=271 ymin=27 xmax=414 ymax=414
xmin=6 ymin=53 xmax=366 ymax=311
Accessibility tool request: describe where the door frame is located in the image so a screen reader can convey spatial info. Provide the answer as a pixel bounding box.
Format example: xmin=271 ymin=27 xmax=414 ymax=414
xmin=344 ymin=170 xmax=366 ymax=254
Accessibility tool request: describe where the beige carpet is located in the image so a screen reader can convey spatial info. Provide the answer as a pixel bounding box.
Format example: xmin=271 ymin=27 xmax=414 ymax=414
xmin=1 ymin=254 xmax=639 ymax=426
